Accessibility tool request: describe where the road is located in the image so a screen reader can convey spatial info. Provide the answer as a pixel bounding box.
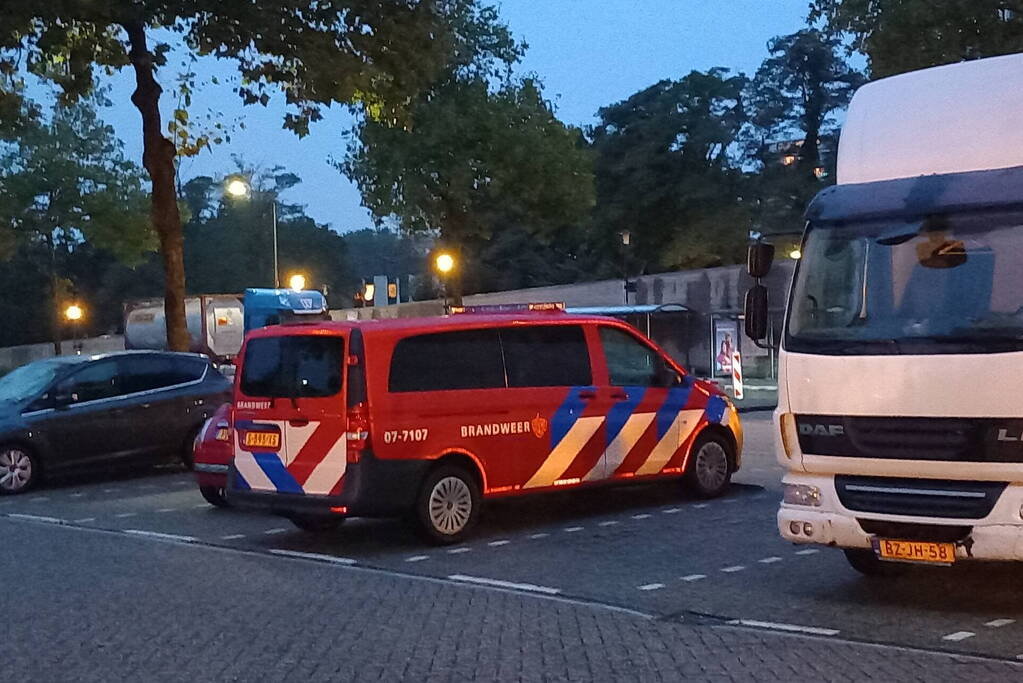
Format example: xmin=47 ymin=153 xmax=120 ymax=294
xmin=3 ymin=413 xmax=1023 ymax=680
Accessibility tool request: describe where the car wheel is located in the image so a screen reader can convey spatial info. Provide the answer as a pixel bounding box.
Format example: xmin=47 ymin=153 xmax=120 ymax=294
xmin=684 ymin=433 xmax=732 ymax=498
xmin=416 ymin=465 xmax=481 ymax=545
xmin=0 ymin=446 xmax=38 ymax=496
xmin=844 ymin=549 xmax=909 ymax=577
xmin=289 ymin=514 xmax=345 ymax=533
xmin=199 ymin=485 xmax=230 ymax=508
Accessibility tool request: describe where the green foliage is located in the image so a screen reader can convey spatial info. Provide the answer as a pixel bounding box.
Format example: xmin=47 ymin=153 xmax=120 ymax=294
xmin=812 ymin=1 xmax=1023 ymax=78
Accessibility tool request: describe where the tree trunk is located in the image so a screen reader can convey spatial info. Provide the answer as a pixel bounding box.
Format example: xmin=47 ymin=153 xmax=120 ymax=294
xmin=123 ymin=21 xmax=190 ymax=352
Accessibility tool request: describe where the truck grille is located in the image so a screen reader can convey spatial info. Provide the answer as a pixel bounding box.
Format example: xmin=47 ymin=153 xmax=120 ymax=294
xmin=835 ymin=475 xmax=1006 ymax=519
xmin=856 ymin=520 xmax=972 ymax=542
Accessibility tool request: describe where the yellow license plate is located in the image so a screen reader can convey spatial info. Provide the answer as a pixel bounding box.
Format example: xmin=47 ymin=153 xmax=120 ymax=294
xmin=875 ymin=538 xmax=955 ymax=565
xmin=243 ymin=431 xmax=281 ymax=449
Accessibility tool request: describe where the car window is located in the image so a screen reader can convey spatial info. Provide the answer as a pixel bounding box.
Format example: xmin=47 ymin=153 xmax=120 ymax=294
xmin=501 ymin=325 xmax=592 ymax=387
xmin=599 ymin=327 xmax=663 ymax=387
xmin=241 ymin=336 xmax=344 ymax=398
xmin=118 ymin=356 xmax=206 ymax=394
xmin=389 ymin=329 xmax=505 ymax=392
xmin=55 ymin=360 xmax=121 ymax=403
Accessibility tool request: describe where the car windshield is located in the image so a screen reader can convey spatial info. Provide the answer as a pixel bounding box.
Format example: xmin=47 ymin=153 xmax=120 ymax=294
xmin=787 ymin=209 xmax=1023 ymax=355
xmin=0 ymin=359 xmax=70 ymax=403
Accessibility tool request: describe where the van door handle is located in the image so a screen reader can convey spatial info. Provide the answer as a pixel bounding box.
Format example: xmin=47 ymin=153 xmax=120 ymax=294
xmin=289 ymin=419 xmax=310 ymax=427
xmin=578 ymin=390 xmax=597 ymax=400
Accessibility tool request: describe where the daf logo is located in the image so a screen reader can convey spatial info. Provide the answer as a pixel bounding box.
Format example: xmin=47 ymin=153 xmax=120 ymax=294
xmin=799 ymin=423 xmax=845 ymax=437
xmin=997 ymin=429 xmax=1023 ymax=443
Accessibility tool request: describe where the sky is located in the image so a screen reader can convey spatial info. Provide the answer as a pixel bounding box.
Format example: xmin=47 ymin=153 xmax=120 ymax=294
xmin=93 ymin=0 xmax=811 ymax=232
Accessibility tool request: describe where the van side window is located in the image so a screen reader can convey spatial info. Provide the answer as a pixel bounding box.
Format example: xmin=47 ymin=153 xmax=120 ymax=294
xmin=599 ymin=327 xmax=663 ymax=387
xmin=501 ymin=326 xmax=592 ymax=387
xmin=389 ymin=329 xmax=504 ymax=392
xmin=241 ymin=336 xmax=344 ymax=398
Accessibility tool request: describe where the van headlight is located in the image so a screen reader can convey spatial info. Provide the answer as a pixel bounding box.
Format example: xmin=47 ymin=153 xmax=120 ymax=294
xmin=783 ymin=483 xmax=821 ymax=507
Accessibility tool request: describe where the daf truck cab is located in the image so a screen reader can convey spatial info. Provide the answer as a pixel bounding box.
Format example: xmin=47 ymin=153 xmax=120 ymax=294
xmin=744 ymin=54 xmax=1023 ymax=575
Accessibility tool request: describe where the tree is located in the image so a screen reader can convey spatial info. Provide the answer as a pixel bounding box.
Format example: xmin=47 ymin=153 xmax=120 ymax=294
xmin=589 ymin=69 xmax=749 ymax=272
xmin=0 ymin=97 xmax=153 ymax=353
xmin=812 ymin=0 xmax=1023 ymax=78
xmin=344 ymin=77 xmax=595 ymax=303
xmin=1 ymin=0 xmax=509 ymax=349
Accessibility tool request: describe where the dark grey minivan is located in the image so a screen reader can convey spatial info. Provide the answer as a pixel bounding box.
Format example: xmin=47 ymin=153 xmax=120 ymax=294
xmin=0 ymin=351 xmax=231 ymax=495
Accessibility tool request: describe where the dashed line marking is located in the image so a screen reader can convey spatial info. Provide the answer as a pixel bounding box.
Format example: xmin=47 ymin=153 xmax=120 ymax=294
xmin=598 ymin=521 xmax=619 ymax=527
xmin=194 ymin=503 xmax=211 ymax=509
xmin=758 ymin=556 xmax=783 ymax=564
xmin=722 ymin=499 xmax=738 ymax=504
xmin=795 ymin=549 xmax=819 ymax=556
xmin=406 ymin=555 xmax=429 ymax=563
xmin=102 ymin=489 xmax=116 ymax=494
xmin=156 ymin=508 xmax=176 ymax=513
xmin=528 ymin=533 xmax=550 ymax=539
xmin=8 ymin=513 xmax=63 ymax=524
xmin=638 ymin=583 xmax=665 ymax=591
xmin=268 ymin=549 xmax=356 ymax=565
xmin=264 ymin=528 xmax=289 ymax=535
xmin=220 ymin=534 xmax=246 ymax=540
xmin=173 ymin=481 xmax=190 ymax=486
xmin=488 ymin=540 xmax=511 ymax=547
xmin=632 ymin=514 xmax=652 ymax=520
xmin=942 ymin=631 xmax=975 ymax=642
xmin=448 ymin=574 xmax=561 ymax=595
xmin=124 ymin=530 xmax=196 ymax=543
xmin=986 ymin=619 xmax=1015 ymax=628
xmin=564 ymin=526 xmax=584 ymax=533
xmin=681 ymin=574 xmax=706 ymax=582
xmin=70 ymin=493 xmax=85 ymax=498
xmin=728 ymin=619 xmax=839 ymax=637
xmin=721 ymin=565 xmax=746 ymax=573
xmin=694 ymin=503 xmax=709 ymax=509
xmin=73 ymin=518 xmax=95 ymax=524
xmin=447 ymin=547 xmax=471 ymax=554
xmin=115 ymin=513 xmax=137 ymax=519
xmin=662 ymin=508 xmax=681 ymax=514
xmin=28 ymin=497 xmax=50 ymax=502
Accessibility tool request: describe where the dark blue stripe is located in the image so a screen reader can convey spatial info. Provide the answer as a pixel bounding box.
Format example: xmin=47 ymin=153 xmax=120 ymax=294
xmin=606 ymin=387 xmax=646 ymax=446
xmin=232 ymin=467 xmax=251 ymax=491
xmin=253 ymin=452 xmax=304 ymax=494
xmin=705 ymin=395 xmax=727 ymax=424
xmin=551 ymin=386 xmax=595 ymax=448
xmin=655 ymin=387 xmax=692 ymax=440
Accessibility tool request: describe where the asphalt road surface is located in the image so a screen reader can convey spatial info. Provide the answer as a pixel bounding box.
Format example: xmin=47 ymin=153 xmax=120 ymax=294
xmin=4 ymin=413 xmax=1023 ymax=680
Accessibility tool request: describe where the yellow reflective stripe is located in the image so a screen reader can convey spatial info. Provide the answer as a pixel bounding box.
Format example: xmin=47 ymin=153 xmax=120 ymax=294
xmin=523 ymin=416 xmax=604 ymax=489
xmin=584 ymin=412 xmax=656 ymax=482
xmin=634 ymin=409 xmax=704 ymax=476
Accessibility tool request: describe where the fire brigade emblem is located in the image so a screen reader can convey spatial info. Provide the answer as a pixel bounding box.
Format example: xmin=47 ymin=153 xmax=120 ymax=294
xmin=530 ymin=414 xmax=549 ymax=439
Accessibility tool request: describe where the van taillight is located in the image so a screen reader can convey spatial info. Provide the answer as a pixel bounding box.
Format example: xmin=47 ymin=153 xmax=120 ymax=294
xmin=214 ymin=421 xmax=232 ymax=442
xmin=346 ymin=402 xmax=369 ymax=462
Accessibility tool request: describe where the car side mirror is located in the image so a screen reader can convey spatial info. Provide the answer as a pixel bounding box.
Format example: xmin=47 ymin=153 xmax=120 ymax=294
xmin=744 ymin=285 xmax=769 ymax=342
xmin=747 ymin=242 xmax=775 ymax=279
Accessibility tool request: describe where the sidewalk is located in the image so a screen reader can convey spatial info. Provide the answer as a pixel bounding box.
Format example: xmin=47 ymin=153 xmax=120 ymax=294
xmin=702 ymin=376 xmax=778 ymax=413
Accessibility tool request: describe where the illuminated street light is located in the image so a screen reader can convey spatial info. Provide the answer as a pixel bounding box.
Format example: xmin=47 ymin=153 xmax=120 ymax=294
xmin=789 ymin=248 xmax=802 ymax=260
xmin=435 ymin=253 xmax=455 ymax=274
xmin=225 ymin=177 xmax=250 ymax=198
xmin=65 ymin=304 xmax=83 ymax=321
xmin=288 ymin=273 xmax=307 ymax=291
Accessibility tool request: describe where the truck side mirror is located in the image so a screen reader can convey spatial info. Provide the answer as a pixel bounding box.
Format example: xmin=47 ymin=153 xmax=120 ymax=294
xmin=747 ymin=242 xmax=775 ymax=279
xmin=744 ymin=285 xmax=769 ymax=341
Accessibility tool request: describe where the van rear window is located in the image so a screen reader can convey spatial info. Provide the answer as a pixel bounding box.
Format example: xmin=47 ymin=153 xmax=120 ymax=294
xmin=241 ymin=336 xmax=344 ymax=398
xmin=389 ymin=329 xmax=504 ymax=392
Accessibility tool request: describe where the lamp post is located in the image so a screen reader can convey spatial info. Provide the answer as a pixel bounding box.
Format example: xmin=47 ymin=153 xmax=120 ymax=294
xmin=225 ymin=176 xmax=279 ymax=288
xmin=620 ymin=230 xmax=632 ymax=305
xmin=434 ymin=252 xmax=456 ymax=309
xmin=64 ymin=304 xmax=84 ymax=355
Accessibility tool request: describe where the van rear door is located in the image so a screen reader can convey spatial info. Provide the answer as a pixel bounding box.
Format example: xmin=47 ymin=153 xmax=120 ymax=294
xmin=233 ymin=331 xmax=348 ymax=496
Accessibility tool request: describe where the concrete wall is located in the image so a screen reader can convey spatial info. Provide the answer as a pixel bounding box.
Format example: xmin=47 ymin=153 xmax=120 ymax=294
xmin=0 ymin=335 xmax=126 ymax=373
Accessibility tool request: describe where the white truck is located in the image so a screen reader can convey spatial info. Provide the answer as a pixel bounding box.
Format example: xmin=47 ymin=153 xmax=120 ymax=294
xmin=744 ymin=53 xmax=1023 ymax=575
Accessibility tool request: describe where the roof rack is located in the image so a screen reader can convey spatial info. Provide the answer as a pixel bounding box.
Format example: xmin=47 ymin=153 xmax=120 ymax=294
xmin=449 ymin=302 xmax=566 ymax=314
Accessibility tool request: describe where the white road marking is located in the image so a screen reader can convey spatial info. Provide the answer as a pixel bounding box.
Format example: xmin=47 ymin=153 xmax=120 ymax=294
xmin=721 ymin=565 xmax=746 ymax=573
xmin=124 ymin=530 xmax=196 ymax=543
xmin=70 ymin=493 xmax=85 ymax=498
xmin=662 ymin=508 xmax=681 ymax=514
xmin=173 ymin=481 xmax=189 ymax=486
xmin=758 ymin=557 xmax=783 ymax=564
xmin=156 ymin=508 xmax=176 ymax=513
xmin=529 ymin=533 xmax=550 ymax=539
xmin=139 ymin=485 xmax=156 ymax=490
xmin=632 ymin=514 xmax=652 ymax=520
xmin=406 ymin=555 xmax=429 ymax=563
xmin=681 ymin=574 xmax=706 ymax=582
xmin=694 ymin=503 xmax=709 ymax=509
xmin=220 ymin=534 xmax=246 ymax=540
xmin=488 ymin=539 xmax=510 ymax=546
xmin=564 ymin=526 xmax=584 ymax=533
xmin=73 ymin=518 xmax=95 ymax=524
xmin=115 ymin=513 xmax=137 ymax=519
xmin=102 ymin=489 xmax=116 ymax=493
xmin=264 ymin=528 xmax=289 ymax=535
xmin=942 ymin=631 xmax=976 ymax=642
xmin=194 ymin=503 xmax=211 ymax=509
xmin=728 ymin=619 xmax=839 ymax=637
xmin=8 ymin=513 xmax=63 ymax=524
xmin=28 ymin=497 xmax=50 ymax=502
xmin=448 ymin=574 xmax=561 ymax=595
xmin=795 ymin=549 xmax=819 ymax=556
xmin=986 ymin=619 xmax=1015 ymax=628
xmin=638 ymin=583 xmax=665 ymax=591
xmin=268 ymin=549 xmax=356 ymax=565
xmin=447 ymin=547 xmax=471 ymax=554
xmin=598 ymin=521 xmax=619 ymax=527
xmin=722 ymin=499 xmax=738 ymax=504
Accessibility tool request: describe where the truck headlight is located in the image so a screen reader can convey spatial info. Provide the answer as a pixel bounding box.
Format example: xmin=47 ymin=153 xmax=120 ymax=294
xmin=783 ymin=483 xmax=821 ymax=507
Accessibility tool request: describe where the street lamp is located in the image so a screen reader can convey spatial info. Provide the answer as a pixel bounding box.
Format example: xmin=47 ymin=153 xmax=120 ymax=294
xmin=64 ymin=304 xmax=84 ymax=355
xmin=435 ymin=253 xmax=455 ymax=274
xmin=288 ymin=273 xmax=307 ymax=291
xmin=224 ymin=176 xmax=279 ymax=288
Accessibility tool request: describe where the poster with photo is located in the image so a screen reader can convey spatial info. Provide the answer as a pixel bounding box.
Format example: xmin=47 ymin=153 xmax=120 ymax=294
xmin=713 ymin=319 xmax=738 ymax=377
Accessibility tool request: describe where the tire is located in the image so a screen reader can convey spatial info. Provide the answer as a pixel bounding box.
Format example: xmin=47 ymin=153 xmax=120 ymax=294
xmin=0 ymin=445 xmax=39 ymax=495
xmin=199 ymin=485 xmax=230 ymax=508
xmin=844 ymin=549 xmax=910 ymax=577
xmin=684 ymin=432 xmax=733 ymax=499
xmin=181 ymin=426 xmax=201 ymax=471
xmin=416 ymin=465 xmax=481 ymax=545
xmin=289 ymin=514 xmax=345 ymax=533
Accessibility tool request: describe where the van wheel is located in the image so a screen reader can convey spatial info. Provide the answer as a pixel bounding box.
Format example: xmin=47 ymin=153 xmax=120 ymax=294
xmin=199 ymin=485 xmax=229 ymax=508
xmin=684 ymin=433 xmax=732 ymax=498
xmin=289 ymin=514 xmax=345 ymax=533
xmin=844 ymin=549 xmax=909 ymax=577
xmin=0 ymin=445 xmax=38 ymax=495
xmin=417 ymin=466 xmax=481 ymax=545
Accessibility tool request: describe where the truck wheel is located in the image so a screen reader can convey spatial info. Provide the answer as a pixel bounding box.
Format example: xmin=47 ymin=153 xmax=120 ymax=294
xmin=844 ymin=549 xmax=909 ymax=577
xmin=199 ymin=485 xmax=229 ymax=508
xmin=417 ymin=465 xmax=481 ymax=545
xmin=0 ymin=445 xmax=38 ymax=495
xmin=684 ymin=433 xmax=732 ymax=498
xmin=289 ymin=514 xmax=345 ymax=533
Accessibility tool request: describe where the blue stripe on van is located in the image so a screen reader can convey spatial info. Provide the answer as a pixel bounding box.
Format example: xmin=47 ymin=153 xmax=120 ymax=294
xmin=253 ymin=452 xmax=304 ymax=494
xmin=655 ymin=387 xmax=692 ymax=440
xmin=233 ymin=468 xmax=251 ymax=491
xmin=705 ymin=395 xmax=727 ymax=424
xmin=550 ymin=386 xmax=595 ymax=448
xmin=605 ymin=387 xmax=646 ymax=446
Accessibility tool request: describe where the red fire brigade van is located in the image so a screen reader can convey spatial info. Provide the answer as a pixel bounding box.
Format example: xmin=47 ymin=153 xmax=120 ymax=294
xmin=226 ymin=309 xmax=743 ymax=543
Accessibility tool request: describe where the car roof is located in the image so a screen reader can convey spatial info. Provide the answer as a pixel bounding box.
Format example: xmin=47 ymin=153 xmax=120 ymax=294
xmin=80 ymin=350 xmax=211 ymax=363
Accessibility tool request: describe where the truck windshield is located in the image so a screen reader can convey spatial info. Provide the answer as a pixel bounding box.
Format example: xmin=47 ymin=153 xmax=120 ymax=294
xmin=787 ymin=209 xmax=1023 ymax=355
